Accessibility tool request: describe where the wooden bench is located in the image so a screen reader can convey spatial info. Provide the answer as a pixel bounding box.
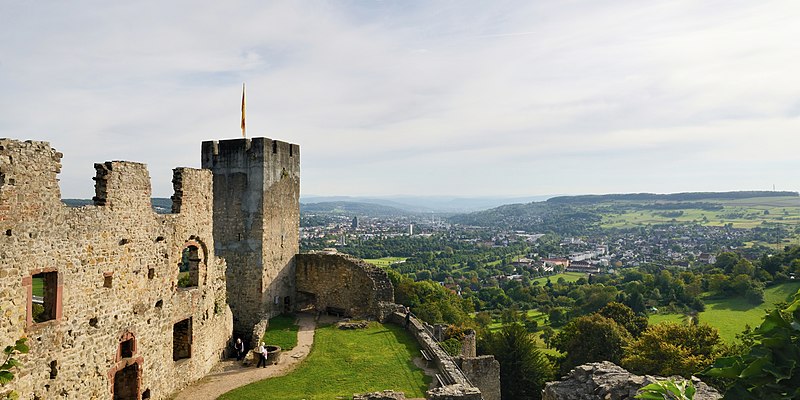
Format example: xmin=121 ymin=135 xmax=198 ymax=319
xmin=325 ymin=306 xmax=347 ymax=317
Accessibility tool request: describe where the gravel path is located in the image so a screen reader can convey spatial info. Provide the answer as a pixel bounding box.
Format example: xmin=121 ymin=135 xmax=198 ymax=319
xmin=172 ymin=313 xmax=317 ymax=400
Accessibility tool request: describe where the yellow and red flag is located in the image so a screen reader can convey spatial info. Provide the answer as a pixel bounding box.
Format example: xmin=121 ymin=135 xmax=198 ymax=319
xmin=241 ymin=83 xmax=246 ymax=137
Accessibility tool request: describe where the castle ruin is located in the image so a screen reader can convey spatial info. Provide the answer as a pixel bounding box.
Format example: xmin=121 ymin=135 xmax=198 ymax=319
xmin=0 ymin=136 xmax=498 ymax=400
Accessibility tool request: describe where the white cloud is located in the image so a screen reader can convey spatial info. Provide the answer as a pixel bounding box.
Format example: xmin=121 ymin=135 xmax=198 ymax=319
xmin=1 ymin=0 xmax=799 ymax=197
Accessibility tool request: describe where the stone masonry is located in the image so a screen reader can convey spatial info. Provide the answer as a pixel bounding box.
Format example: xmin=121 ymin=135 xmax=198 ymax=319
xmin=0 ymin=139 xmax=232 ymax=400
xmin=295 ymin=253 xmax=395 ymax=320
xmin=542 ymin=362 xmax=721 ymax=400
xmin=201 ymin=138 xmax=300 ymax=340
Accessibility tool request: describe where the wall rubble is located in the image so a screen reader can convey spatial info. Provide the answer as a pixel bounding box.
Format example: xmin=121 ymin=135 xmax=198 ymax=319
xmin=542 ymin=362 xmax=721 ymax=400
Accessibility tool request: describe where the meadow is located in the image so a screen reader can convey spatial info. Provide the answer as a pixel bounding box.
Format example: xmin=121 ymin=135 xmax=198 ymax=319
xmin=363 ymin=257 xmax=408 ymax=268
xmin=648 ymin=282 xmax=800 ymax=343
xmin=221 ymin=322 xmax=429 ymax=400
xmin=600 ymin=196 xmax=800 ymax=230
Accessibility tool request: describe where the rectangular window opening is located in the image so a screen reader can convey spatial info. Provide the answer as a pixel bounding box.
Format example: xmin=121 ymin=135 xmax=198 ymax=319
xmin=31 ymin=271 xmax=58 ymax=323
xmin=172 ymin=318 xmax=192 ymax=361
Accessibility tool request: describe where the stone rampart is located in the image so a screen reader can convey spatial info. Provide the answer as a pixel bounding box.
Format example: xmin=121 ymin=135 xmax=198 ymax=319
xmin=295 ymin=253 xmax=394 ymax=320
xmin=0 ymin=139 xmax=233 ymax=400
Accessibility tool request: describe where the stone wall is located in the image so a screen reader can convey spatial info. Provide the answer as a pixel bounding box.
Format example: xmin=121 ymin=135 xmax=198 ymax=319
xmin=459 ymin=356 xmax=500 ymax=400
xmin=201 ymin=138 xmax=299 ymax=340
xmin=542 ymin=362 xmax=721 ymax=400
xmin=295 ymin=253 xmax=394 ymax=319
xmin=0 ymin=139 xmax=233 ymax=400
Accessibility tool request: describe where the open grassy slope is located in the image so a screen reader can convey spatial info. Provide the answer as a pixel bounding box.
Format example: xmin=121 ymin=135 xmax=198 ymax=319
xmin=649 ymin=282 xmax=800 ymax=343
xmin=600 ymin=196 xmax=800 ymax=229
xmin=220 ymin=322 xmax=429 ymax=400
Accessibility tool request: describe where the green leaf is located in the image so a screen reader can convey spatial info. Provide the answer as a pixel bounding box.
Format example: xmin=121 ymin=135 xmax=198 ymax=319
xmin=740 ymin=357 xmax=769 ymax=378
xmin=684 ymin=381 xmax=696 ymax=399
xmin=13 ymin=339 xmax=28 ymax=354
xmin=0 ymin=370 xmax=14 ymax=385
xmin=635 ymin=392 xmax=666 ymax=400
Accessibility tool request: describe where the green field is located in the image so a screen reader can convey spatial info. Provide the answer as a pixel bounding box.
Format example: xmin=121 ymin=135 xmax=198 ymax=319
xmin=648 ymin=282 xmax=800 ymax=343
xmin=32 ymin=277 xmax=44 ymax=297
xmin=363 ymin=257 xmax=408 ymax=268
xmin=600 ymin=196 xmax=800 ymax=230
xmin=261 ymin=315 xmax=300 ymax=351
xmin=531 ymin=272 xmax=586 ymax=285
xmin=221 ymin=322 xmax=428 ymax=400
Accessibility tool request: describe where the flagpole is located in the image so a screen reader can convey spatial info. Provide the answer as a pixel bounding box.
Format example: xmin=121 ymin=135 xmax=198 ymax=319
xmin=241 ymin=83 xmax=246 ymax=138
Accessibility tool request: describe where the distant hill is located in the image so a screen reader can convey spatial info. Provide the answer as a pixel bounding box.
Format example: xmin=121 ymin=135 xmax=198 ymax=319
xmin=449 ymin=191 xmax=800 ymax=235
xmin=300 ymin=195 xmax=553 ymax=213
xmin=547 ymin=191 xmax=798 ymax=204
xmin=301 ymin=201 xmax=410 ymax=217
xmin=62 ymin=198 xmax=172 ymax=214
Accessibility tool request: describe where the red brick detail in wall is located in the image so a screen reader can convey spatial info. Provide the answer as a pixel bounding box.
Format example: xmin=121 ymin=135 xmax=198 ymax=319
xmin=22 ymin=268 xmax=63 ymax=329
xmin=107 ymin=356 xmax=144 ymax=400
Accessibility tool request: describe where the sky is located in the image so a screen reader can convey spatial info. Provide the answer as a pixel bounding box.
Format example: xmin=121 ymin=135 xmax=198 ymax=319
xmin=2 ymin=0 xmax=800 ymax=199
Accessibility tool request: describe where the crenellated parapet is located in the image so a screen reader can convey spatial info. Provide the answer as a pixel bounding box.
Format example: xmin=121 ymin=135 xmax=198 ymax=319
xmin=0 ymin=138 xmax=233 ymax=400
xmin=201 ymin=136 xmax=300 ymax=339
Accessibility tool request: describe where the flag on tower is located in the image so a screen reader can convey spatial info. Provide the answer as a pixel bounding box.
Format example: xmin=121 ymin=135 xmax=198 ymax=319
xmin=241 ymin=83 xmax=246 ymax=137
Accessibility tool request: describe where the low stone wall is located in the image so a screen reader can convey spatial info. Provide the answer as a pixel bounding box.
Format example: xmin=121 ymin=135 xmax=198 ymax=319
xmin=542 ymin=362 xmax=721 ymax=400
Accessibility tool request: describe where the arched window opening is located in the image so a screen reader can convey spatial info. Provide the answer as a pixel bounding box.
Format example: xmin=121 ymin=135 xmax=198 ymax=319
xmin=178 ymin=245 xmax=201 ymax=288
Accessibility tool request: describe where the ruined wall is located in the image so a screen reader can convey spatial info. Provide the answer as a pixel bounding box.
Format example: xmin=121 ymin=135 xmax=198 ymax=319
xmin=295 ymin=253 xmax=394 ymax=319
xmin=201 ymin=138 xmax=299 ymax=339
xmin=542 ymin=362 xmax=721 ymax=400
xmin=0 ymin=139 xmax=233 ymax=400
xmin=459 ymin=356 xmax=500 ymax=400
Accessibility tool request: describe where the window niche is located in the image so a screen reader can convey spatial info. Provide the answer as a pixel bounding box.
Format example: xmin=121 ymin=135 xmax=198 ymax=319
xmin=28 ymin=271 xmax=61 ymax=325
xmin=177 ymin=242 xmax=203 ymax=288
xmin=172 ymin=318 xmax=192 ymax=361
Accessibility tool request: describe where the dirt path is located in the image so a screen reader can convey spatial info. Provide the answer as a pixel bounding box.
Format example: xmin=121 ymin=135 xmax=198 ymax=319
xmin=172 ymin=313 xmax=316 ymax=400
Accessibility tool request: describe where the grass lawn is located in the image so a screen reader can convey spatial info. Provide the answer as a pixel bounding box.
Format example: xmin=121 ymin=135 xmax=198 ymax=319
xmin=32 ymin=276 xmax=44 ymax=297
xmin=221 ymin=322 xmax=429 ymax=400
xmin=649 ymin=282 xmax=800 ymax=343
xmin=363 ymin=257 xmax=407 ymax=268
xmin=261 ymin=315 xmax=300 ymax=350
xmin=531 ymin=272 xmax=586 ymax=285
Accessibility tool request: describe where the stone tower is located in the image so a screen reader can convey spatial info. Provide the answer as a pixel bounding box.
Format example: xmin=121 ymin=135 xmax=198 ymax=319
xmin=201 ymin=137 xmax=300 ymax=339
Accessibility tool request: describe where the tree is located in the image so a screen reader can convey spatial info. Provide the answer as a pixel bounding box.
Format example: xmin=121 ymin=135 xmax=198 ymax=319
xmin=623 ymin=323 xmax=721 ymax=377
xmin=1 ymin=337 xmax=29 ymax=400
xmin=481 ymin=324 xmax=554 ymax=400
xmin=598 ymin=302 xmax=648 ymax=337
xmin=554 ymin=314 xmax=632 ymax=374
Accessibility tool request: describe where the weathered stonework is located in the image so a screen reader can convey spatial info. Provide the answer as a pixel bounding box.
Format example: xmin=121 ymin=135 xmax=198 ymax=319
xmin=0 ymin=139 xmax=232 ymax=400
xmin=459 ymin=356 xmax=500 ymax=400
xmin=542 ymin=362 xmax=721 ymax=400
xmin=201 ymin=138 xmax=300 ymax=340
xmin=353 ymin=390 xmax=407 ymax=400
xmin=295 ymin=253 xmax=394 ymax=320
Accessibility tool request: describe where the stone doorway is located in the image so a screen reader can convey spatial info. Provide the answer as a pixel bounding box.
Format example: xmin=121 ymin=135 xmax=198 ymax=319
xmin=113 ymin=363 xmax=139 ymax=400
